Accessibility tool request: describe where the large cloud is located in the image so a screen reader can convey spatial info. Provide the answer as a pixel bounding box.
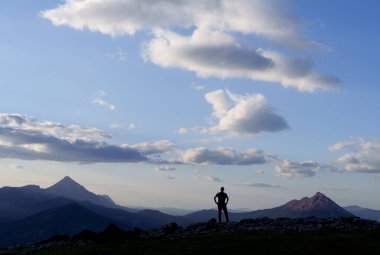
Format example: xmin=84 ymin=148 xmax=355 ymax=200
xmin=143 ymin=29 xmax=339 ymax=92
xmin=0 ymin=114 xmax=147 ymax=163
xmin=181 ymin=147 xmax=270 ymax=165
xmin=42 ymin=0 xmax=311 ymax=47
xmin=180 ymin=90 xmax=289 ymax=136
xmin=330 ymin=139 xmax=380 ymax=173
xmin=42 ymin=0 xmax=340 ymax=92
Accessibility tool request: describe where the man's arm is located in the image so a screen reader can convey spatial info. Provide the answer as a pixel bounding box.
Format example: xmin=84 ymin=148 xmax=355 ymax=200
xmin=214 ymin=194 xmax=218 ymax=204
xmin=226 ymin=194 xmax=229 ymax=205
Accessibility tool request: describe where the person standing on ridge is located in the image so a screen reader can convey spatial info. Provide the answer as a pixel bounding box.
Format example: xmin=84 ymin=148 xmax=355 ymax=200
xmin=214 ymin=187 xmax=229 ymax=223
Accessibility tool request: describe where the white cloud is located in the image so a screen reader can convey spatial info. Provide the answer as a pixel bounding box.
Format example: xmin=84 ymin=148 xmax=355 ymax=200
xmin=8 ymin=164 xmax=25 ymax=170
xmin=205 ymin=176 xmax=222 ymax=182
xmin=43 ymin=0 xmax=340 ymax=92
xmin=92 ymin=90 xmax=116 ymax=111
xmin=180 ymin=89 xmax=289 ymax=136
xmin=182 ymin=147 xmax=269 ymax=165
xmin=275 ymin=160 xmax=324 ymax=178
xmin=236 ymin=182 xmax=282 ymax=188
xmin=330 ymin=139 xmax=380 ymax=173
xmin=165 ymin=175 xmax=176 ymax=180
xmin=155 ymin=165 xmax=176 ymax=171
xmin=42 ymin=0 xmax=312 ymax=46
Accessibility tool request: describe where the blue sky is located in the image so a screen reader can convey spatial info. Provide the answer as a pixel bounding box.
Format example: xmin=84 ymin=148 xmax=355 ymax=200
xmin=1 ymin=0 xmax=380 ymax=210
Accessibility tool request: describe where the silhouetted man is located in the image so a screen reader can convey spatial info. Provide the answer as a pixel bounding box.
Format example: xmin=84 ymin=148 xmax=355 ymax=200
xmin=214 ymin=187 xmax=229 ymax=223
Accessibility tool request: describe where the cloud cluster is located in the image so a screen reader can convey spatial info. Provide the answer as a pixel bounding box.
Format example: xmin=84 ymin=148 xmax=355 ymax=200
xmin=43 ymin=0 xmax=340 ymax=92
xmin=0 ymin=114 xmax=147 ymax=163
xmin=330 ymin=139 xmax=380 ymax=173
xmin=182 ymin=147 xmax=270 ymax=165
xmin=275 ymin=160 xmax=323 ymax=178
xmin=180 ymin=90 xmax=289 ymax=136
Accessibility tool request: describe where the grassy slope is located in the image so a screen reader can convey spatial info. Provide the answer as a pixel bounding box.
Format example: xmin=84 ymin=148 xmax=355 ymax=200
xmin=22 ymin=230 xmax=380 ymax=255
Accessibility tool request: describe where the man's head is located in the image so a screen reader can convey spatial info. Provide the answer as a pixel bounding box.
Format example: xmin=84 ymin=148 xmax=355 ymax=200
xmin=221 ymin=187 xmax=224 ymax=192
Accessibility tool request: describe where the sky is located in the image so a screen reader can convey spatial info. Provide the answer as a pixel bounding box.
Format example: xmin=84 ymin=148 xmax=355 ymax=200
xmin=1 ymin=0 xmax=380 ymax=210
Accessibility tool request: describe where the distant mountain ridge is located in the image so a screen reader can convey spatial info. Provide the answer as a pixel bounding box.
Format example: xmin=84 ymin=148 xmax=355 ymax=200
xmin=0 ymin=177 xmax=372 ymax=248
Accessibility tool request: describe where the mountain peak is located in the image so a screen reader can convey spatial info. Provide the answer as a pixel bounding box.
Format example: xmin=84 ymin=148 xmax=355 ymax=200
xmin=280 ymin=192 xmax=353 ymax=217
xmin=59 ymin=176 xmax=79 ymax=185
xmin=46 ymin=177 xmax=116 ymax=208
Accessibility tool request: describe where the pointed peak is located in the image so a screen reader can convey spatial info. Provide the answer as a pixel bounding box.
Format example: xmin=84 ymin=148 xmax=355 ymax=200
xmin=48 ymin=176 xmax=84 ymax=191
xmin=312 ymin=192 xmax=327 ymax=198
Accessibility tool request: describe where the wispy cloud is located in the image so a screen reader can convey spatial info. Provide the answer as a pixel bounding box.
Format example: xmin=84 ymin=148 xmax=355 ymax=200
xmin=106 ymin=48 xmax=127 ymax=61
xmin=235 ymin=182 xmax=283 ymax=188
xmin=155 ymin=165 xmax=176 ymax=172
xmin=92 ymin=90 xmax=115 ymax=111
xmin=7 ymin=164 xmax=25 ymax=170
xmin=205 ymin=176 xmax=223 ymax=182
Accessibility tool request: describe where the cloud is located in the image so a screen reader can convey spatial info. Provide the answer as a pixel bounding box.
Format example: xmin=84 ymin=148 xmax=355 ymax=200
xmin=191 ymin=82 xmax=205 ymax=91
xmin=155 ymin=165 xmax=176 ymax=171
xmin=180 ymin=89 xmax=289 ymax=136
xmin=109 ymin=124 xmax=121 ymax=129
xmin=42 ymin=0 xmax=311 ymax=45
xmin=275 ymin=160 xmax=324 ymax=178
xmin=256 ymin=169 xmax=264 ymax=175
xmin=205 ymin=176 xmax=223 ymax=182
xmin=43 ymin=0 xmax=340 ymax=92
xmin=128 ymin=123 xmax=136 ymax=130
xmin=165 ymin=175 xmax=176 ymax=180
xmin=92 ymin=90 xmax=115 ymax=111
xmin=143 ymin=29 xmax=339 ymax=92
xmin=330 ymin=139 xmax=380 ymax=174
xmin=181 ymin=147 xmax=270 ymax=165
xmin=106 ymin=47 xmax=127 ymax=61
xmin=0 ymin=113 xmax=110 ymax=142
xmin=0 ymin=113 xmax=148 ymax=163
xmin=125 ymin=140 xmax=175 ymax=155
xmin=235 ymin=182 xmax=282 ymax=188
xmin=7 ymin=164 xmax=25 ymax=170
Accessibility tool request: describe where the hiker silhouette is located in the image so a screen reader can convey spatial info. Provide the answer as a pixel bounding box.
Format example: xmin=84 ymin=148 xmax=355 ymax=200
xmin=214 ymin=187 xmax=229 ymax=223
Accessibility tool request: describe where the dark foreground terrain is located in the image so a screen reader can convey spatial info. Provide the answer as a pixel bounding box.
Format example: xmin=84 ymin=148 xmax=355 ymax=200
xmin=3 ymin=217 xmax=380 ymax=255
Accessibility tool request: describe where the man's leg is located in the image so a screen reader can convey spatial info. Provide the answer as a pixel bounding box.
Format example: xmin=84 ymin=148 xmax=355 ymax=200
xmin=223 ymin=206 xmax=229 ymax=223
xmin=218 ymin=205 xmax=222 ymax=223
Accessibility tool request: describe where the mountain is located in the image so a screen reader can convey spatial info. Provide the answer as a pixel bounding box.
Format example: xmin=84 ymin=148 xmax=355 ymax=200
xmin=345 ymin=206 xmax=380 ymax=222
xmin=46 ymin=176 xmax=117 ymax=208
xmin=270 ymin=192 xmax=354 ymax=218
xmin=0 ymin=202 xmax=122 ymax=248
xmin=186 ymin=192 xmax=353 ymax=222
xmin=77 ymin=201 xmax=194 ymax=229
xmin=0 ymin=185 xmax=60 ymax=222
